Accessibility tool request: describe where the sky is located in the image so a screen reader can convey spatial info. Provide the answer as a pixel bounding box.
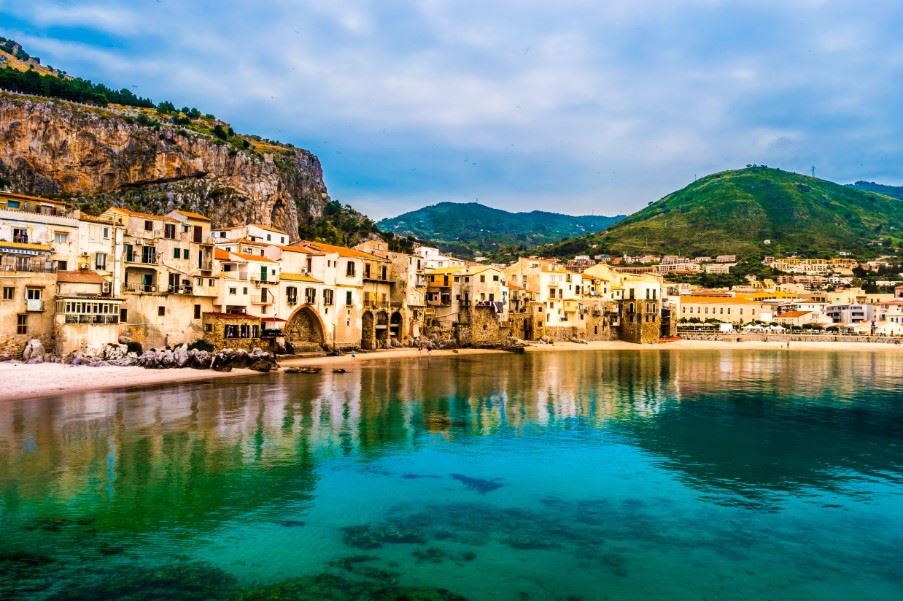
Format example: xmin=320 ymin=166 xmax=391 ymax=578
xmin=2 ymin=1 xmax=902 ymax=220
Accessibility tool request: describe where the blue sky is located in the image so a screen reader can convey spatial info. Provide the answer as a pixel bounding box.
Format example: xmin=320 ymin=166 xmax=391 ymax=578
xmin=2 ymin=1 xmax=902 ymax=219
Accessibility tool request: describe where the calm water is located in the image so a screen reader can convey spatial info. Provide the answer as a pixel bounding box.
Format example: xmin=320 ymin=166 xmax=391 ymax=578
xmin=1 ymin=350 xmax=902 ymax=600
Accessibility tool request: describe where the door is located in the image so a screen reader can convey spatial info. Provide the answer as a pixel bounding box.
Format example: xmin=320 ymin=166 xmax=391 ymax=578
xmin=260 ymin=265 xmax=267 ymax=282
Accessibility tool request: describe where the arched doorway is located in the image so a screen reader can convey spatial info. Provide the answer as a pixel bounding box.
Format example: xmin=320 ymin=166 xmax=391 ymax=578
xmin=361 ymin=310 xmax=376 ymax=349
xmin=390 ymin=311 xmax=403 ymax=343
xmin=284 ymin=305 xmax=326 ymax=352
xmin=376 ymin=311 xmax=389 ymax=347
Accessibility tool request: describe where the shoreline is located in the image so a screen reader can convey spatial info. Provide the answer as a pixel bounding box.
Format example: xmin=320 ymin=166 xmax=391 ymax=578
xmin=1 ymin=338 xmax=900 ymax=402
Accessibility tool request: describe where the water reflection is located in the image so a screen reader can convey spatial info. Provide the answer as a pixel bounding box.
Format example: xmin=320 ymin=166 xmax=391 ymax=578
xmin=1 ymin=351 xmax=902 ymax=532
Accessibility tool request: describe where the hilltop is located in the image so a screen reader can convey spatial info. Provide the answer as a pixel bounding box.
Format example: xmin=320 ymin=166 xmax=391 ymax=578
xmin=378 ymin=202 xmax=624 ymax=258
xmin=849 ymin=181 xmax=903 ymax=201
xmin=542 ymin=167 xmax=903 ymax=259
xmin=0 ymin=36 xmax=385 ymax=245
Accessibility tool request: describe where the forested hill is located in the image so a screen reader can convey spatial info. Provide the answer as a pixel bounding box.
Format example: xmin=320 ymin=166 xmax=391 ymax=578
xmin=540 ymin=167 xmax=903 ymax=259
xmin=378 ymin=202 xmax=624 ymax=258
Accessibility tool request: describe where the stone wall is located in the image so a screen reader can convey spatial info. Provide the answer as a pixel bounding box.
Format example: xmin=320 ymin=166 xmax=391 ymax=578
xmin=618 ymin=299 xmax=661 ymax=344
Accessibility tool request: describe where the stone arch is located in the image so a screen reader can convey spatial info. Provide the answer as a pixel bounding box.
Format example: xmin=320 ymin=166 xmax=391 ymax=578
xmin=390 ymin=311 xmax=403 ymax=342
xmin=361 ymin=310 xmax=376 ymax=350
xmin=376 ymin=311 xmax=389 ymax=347
xmin=285 ymin=305 xmax=326 ymax=351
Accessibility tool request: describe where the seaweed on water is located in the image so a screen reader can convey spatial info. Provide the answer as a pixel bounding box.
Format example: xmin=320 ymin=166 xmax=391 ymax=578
xmin=341 ymin=524 xmax=427 ymax=549
xmin=239 ymin=572 xmax=470 ymax=601
xmin=46 ymin=561 xmax=240 ymax=601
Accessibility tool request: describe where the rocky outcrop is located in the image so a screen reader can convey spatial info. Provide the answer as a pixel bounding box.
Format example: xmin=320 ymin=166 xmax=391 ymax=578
xmin=0 ymin=93 xmax=328 ymax=236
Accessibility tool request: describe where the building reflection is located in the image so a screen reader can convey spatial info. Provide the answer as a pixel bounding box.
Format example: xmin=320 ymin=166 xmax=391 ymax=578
xmin=1 ymin=350 xmax=901 ymax=530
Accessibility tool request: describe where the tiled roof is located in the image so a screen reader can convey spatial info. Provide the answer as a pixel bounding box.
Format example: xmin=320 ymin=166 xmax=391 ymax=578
xmin=172 ymin=210 xmax=211 ymax=221
xmin=203 ymin=312 xmax=261 ymax=320
xmin=0 ymin=191 xmax=67 ymax=205
xmin=57 ymin=270 xmax=107 ymax=284
xmin=304 ymin=241 xmax=388 ymax=261
xmin=777 ymin=310 xmax=811 ymax=318
xmin=231 ymin=251 xmax=274 ymax=263
xmin=249 ymin=223 xmax=290 ymax=236
xmin=280 ymin=272 xmax=323 ymax=283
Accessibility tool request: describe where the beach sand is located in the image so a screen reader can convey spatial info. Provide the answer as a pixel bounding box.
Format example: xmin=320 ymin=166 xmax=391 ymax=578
xmin=1 ymin=339 xmax=899 ymax=402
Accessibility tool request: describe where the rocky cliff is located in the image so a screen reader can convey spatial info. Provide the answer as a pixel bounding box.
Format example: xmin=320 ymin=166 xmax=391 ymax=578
xmin=0 ymin=91 xmax=328 ymax=234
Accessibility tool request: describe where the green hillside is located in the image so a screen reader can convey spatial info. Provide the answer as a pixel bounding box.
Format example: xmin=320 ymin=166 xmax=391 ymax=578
xmin=849 ymin=181 xmax=903 ymax=201
xmin=542 ymin=167 xmax=903 ymax=259
xmin=378 ymin=202 xmax=624 ymax=258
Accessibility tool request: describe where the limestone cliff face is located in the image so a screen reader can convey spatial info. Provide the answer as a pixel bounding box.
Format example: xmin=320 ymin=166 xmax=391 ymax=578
xmin=0 ymin=93 xmax=328 ymax=235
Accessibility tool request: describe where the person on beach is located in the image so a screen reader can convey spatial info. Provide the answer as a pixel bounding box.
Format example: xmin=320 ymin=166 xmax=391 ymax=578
xmin=351 ymin=349 xmax=356 ymax=359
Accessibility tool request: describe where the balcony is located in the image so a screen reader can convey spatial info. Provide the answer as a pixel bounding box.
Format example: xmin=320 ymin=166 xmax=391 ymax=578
xmin=63 ymin=314 xmax=119 ymax=324
xmin=167 ymin=285 xmax=194 ymax=295
xmin=26 ymin=299 xmax=44 ymax=312
xmin=125 ymin=282 xmax=158 ymax=294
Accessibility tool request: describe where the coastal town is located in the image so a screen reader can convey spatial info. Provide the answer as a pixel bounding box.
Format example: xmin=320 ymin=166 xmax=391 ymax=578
xmin=1 ymin=189 xmax=902 ymax=362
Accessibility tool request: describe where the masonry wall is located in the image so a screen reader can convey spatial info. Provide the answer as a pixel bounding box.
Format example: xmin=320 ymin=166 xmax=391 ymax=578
xmin=618 ymin=299 xmax=661 ymax=344
xmin=123 ymin=294 xmax=214 ymax=349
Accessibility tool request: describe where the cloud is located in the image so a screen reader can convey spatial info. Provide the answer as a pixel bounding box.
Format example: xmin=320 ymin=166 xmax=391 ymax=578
xmin=2 ymin=0 xmax=903 ymax=217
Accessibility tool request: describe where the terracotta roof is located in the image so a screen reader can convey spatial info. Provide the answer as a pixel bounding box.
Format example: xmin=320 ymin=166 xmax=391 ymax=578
xmin=777 ymin=310 xmax=811 ymax=318
xmin=304 ymin=241 xmax=388 ymax=261
xmin=172 ymin=210 xmax=211 ymax=221
xmin=231 ymin=250 xmax=274 ymax=263
xmin=261 ymin=317 xmax=286 ymax=322
xmin=284 ymin=242 xmax=324 ymax=255
xmin=57 ymin=270 xmax=107 ymax=284
xmin=0 ymin=191 xmax=67 ymax=205
xmin=108 ymin=207 xmax=179 ymax=222
xmin=249 ymin=223 xmax=290 ymax=236
xmin=78 ymin=213 xmax=117 ymax=224
xmin=681 ymin=296 xmax=759 ymax=305
xmin=280 ymin=272 xmax=323 ymax=283
xmin=213 ymin=248 xmax=234 ymax=261
xmin=426 ymin=265 xmax=466 ymax=275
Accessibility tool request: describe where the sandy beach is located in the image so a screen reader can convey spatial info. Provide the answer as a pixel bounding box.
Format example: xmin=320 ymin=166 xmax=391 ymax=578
xmin=1 ymin=338 xmax=900 ymax=402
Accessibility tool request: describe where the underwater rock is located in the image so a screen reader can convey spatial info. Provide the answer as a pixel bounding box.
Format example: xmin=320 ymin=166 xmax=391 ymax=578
xmin=47 ymin=561 xmax=239 ymax=601
xmin=450 ymin=473 xmax=505 ymax=494
xmin=240 ymin=572 xmax=469 ymax=601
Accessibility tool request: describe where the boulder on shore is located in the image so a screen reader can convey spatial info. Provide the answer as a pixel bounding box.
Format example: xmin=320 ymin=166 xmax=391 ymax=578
xmin=22 ymin=339 xmax=46 ymax=363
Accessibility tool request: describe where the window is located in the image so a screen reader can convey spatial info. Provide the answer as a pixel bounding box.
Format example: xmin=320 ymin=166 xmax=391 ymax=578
xmin=243 ymin=287 xmax=248 ymax=295
xmin=194 ymin=304 xmax=201 ymax=319
xmin=324 ymin=289 xmax=334 ymax=305
xmin=346 ymin=290 xmax=353 ymax=305
xmin=2 ymin=287 xmax=13 ymax=300
xmin=229 ymin=287 xmax=237 ymax=295
xmin=174 ymin=248 xmax=181 ymax=259
xmin=164 ymin=223 xmax=176 ymax=239
xmin=17 ymin=314 xmax=27 ymax=335
xmin=493 ymin=275 xmax=499 ymax=281
xmin=158 ymin=306 xmax=166 ymax=317
xmin=95 ymin=253 xmax=107 ymax=270
xmin=120 ymin=308 xmax=128 ymax=322
xmin=145 ymin=220 xmax=153 ymax=231
xmin=56 ymin=260 xmax=68 ymax=271
xmin=305 ymin=287 xmax=316 ymax=304
xmin=287 ymin=287 xmax=298 ymax=304
xmin=480 ymin=275 xmax=486 ymax=283
xmin=306 ymin=257 xmax=312 ymax=273
xmin=26 ymin=288 xmax=41 ymax=301
xmin=54 ymin=231 xmax=69 ymax=244
xmin=346 ymin=261 xmax=356 ymax=277
xmin=7 ymin=200 xmax=20 ymax=209
xmin=102 ymin=227 xmax=110 ymax=239
xmin=13 ymin=227 xmax=28 ymax=243
xmin=183 ymin=249 xmax=189 ymax=260
xmin=267 ymin=234 xmax=272 ymax=241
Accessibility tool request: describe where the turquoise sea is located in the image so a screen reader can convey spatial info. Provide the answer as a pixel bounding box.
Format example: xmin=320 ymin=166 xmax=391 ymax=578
xmin=1 ymin=350 xmax=901 ymax=600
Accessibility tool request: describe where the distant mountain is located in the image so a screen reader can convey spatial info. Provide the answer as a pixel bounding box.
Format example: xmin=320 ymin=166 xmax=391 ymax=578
xmin=378 ymin=202 xmax=625 ymax=258
xmin=542 ymin=166 xmax=903 ymax=259
xmin=849 ymin=181 xmax=903 ymax=201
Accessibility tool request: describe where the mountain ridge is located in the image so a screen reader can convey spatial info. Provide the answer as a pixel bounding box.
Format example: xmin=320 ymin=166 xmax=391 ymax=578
xmin=541 ymin=167 xmax=903 ymax=260
xmin=378 ymin=201 xmax=625 ymax=258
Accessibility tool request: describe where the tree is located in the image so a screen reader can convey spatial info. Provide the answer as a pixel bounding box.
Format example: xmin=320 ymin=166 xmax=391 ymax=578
xmin=212 ymin=124 xmax=228 ymax=140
